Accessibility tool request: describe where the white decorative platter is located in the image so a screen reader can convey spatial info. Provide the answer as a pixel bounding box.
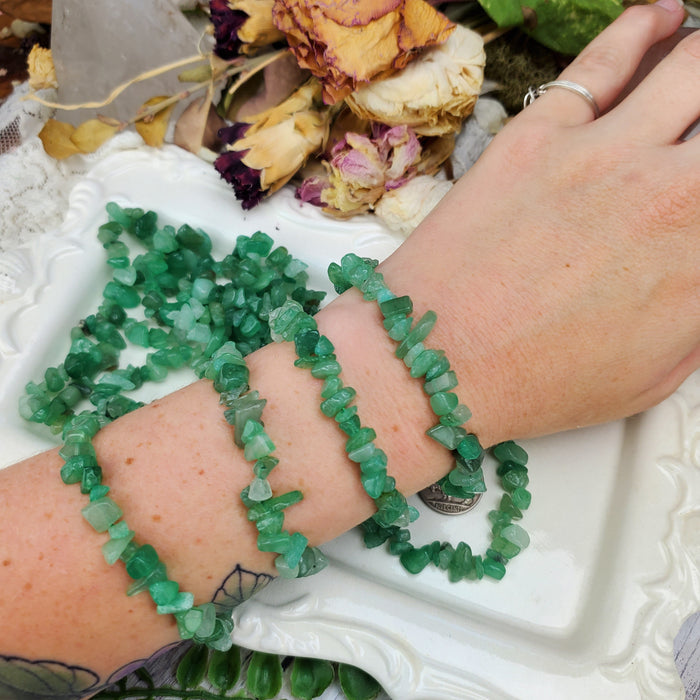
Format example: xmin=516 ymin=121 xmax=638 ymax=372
xmin=0 ymin=146 xmax=697 ymax=699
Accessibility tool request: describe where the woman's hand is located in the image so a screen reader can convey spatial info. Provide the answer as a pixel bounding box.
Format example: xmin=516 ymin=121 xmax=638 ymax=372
xmin=381 ymin=0 xmax=700 ymax=445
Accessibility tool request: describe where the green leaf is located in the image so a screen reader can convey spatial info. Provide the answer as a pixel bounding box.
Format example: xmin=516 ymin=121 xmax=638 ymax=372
xmin=477 ymin=0 xmax=524 ymax=27
xmin=176 ymin=643 xmax=209 ymax=689
xmin=208 ymin=645 xmax=242 ymax=692
xmin=290 ymin=657 xmax=334 ymax=699
xmin=478 ymin=0 xmax=624 ymax=54
xmin=337 ymin=663 xmax=382 ymax=700
xmin=246 ymin=651 xmax=283 ymax=699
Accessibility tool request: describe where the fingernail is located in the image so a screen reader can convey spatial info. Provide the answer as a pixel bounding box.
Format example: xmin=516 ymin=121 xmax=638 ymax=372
xmin=655 ymin=0 xmax=684 ymax=11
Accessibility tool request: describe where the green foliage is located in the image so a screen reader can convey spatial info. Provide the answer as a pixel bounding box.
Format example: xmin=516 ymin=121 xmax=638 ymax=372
xmin=478 ymin=0 xmax=624 ymax=54
xmin=93 ymin=644 xmax=386 ymax=700
xmin=245 ymin=652 xmax=283 ymax=700
xmin=338 ymin=663 xmax=383 ymax=700
xmin=290 ymin=657 xmax=334 ymax=699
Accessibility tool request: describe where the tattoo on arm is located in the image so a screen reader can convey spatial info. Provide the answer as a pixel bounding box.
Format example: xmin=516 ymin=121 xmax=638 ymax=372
xmin=0 ymin=655 xmax=101 ymax=700
xmin=211 ymin=563 xmax=275 ymax=616
xmin=0 ymin=564 xmax=274 ymax=699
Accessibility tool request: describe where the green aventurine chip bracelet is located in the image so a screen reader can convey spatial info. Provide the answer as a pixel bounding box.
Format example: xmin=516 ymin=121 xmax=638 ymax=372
xmin=21 ymin=203 xmax=327 ymax=648
xmin=21 ymin=204 xmax=532 ymax=649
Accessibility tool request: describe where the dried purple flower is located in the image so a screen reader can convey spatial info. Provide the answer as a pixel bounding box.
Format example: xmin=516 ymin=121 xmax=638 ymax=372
xmin=210 ymin=0 xmax=248 ymax=59
xmin=214 ymin=149 xmax=265 ymax=209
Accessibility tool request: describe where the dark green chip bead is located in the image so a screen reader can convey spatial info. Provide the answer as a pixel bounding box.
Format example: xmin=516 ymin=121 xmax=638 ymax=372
xmin=483 ymin=556 xmax=506 ymax=580
xmin=447 ymin=542 xmax=473 ymax=583
xmin=420 ymin=360 xmax=452 ymax=395
xmin=379 ymin=295 xmax=412 ymax=318
xmin=103 ymin=281 xmax=140 ymax=308
xmin=125 ymin=544 xmax=160 ymax=580
xmin=149 ymin=579 xmax=179 ymax=605
xmin=409 ymin=348 xmax=441 ymax=378
xmin=502 ymin=466 xmax=529 ymax=492
xmin=320 ymin=376 xmax=343 ymax=399
xmin=456 ymin=434 xmax=483 ymax=460
xmin=246 ymin=491 xmax=304 ymax=521
xmin=424 ymin=354 xmax=450 ymax=382
xmin=320 ymin=387 xmax=356 ymax=417
xmin=395 ymin=310 xmax=437 ymax=359
xmin=296 ymin=547 xmax=328 ymax=577
xmin=492 ymin=440 xmax=529 ymax=466
xmin=338 ymin=413 xmax=361 ymax=436
xmin=426 ymin=424 xmax=467 ymax=450
xmin=429 ymin=391 xmax=459 ymax=416
xmin=257 ymin=531 xmax=291 ymax=553
xmin=310 ymin=358 xmax=341 ymax=379
xmin=44 ymin=367 xmax=65 ymax=392
xmin=254 ymin=510 xmax=284 ymax=534
xmin=345 ymin=426 xmax=376 ymax=454
xmin=499 ymin=493 xmax=523 ymax=520
xmin=490 ymin=536 xmax=521 ymax=559
xmin=294 ymin=328 xmax=319 ymax=358
xmin=400 ymin=546 xmax=431 ymax=574
xmin=511 ymin=487 xmax=532 ymax=510
xmin=389 ymin=539 xmax=412 ymax=555
xmin=383 ymin=315 xmax=413 ymax=341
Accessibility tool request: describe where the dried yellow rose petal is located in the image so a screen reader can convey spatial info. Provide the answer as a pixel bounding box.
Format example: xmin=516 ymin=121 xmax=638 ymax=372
xmin=135 ymin=96 xmax=177 ymax=148
xmin=347 ymin=24 xmax=485 ymax=136
xmin=232 ymin=0 xmax=285 ymax=53
xmin=38 ymin=119 xmax=82 ymax=159
xmin=27 ymin=45 xmax=57 ymax=90
xmin=272 ymin=0 xmax=454 ymax=103
xmin=70 ymin=119 xmax=119 ymax=153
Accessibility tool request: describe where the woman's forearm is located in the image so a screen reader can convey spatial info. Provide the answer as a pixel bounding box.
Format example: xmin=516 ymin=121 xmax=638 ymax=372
xmin=0 ymin=283 xmax=461 ymax=689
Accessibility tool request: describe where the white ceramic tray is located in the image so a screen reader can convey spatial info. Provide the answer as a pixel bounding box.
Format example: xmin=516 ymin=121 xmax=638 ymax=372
xmin=1 ymin=146 xmax=697 ymax=699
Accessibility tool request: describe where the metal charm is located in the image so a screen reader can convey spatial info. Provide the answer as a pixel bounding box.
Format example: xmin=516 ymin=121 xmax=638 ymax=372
xmin=418 ymin=482 xmax=482 ymax=515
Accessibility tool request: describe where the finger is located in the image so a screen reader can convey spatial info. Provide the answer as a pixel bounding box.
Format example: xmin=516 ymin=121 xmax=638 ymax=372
xmin=606 ymin=28 xmax=700 ymax=143
xmin=522 ymin=0 xmax=685 ymax=127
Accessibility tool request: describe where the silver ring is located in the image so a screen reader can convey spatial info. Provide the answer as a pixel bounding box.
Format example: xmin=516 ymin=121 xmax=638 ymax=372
xmin=523 ymin=80 xmax=601 ymax=119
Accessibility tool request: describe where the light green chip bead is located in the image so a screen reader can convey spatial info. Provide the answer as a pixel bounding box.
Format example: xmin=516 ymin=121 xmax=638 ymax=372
xmin=82 ymin=497 xmax=123 ymax=533
xmin=157 ymin=591 xmax=195 ymax=615
xmin=248 ymin=477 xmax=273 ymax=502
xmin=193 ymin=602 xmax=217 ymax=640
xmin=102 ymin=529 xmax=135 ymax=565
xmin=275 ymin=554 xmax=300 ymax=579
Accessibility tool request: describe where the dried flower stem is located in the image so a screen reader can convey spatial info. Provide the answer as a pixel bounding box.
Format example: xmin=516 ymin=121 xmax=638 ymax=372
xmin=24 ymin=54 xmax=209 ymax=110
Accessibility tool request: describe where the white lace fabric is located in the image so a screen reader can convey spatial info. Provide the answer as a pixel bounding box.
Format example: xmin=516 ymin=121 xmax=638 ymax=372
xmin=0 ymin=83 xmax=144 ymax=253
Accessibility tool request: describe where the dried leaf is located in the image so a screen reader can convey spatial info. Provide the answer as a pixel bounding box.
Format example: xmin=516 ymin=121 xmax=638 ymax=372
xmin=178 ymin=64 xmax=213 ymax=83
xmin=134 ymin=96 xmax=176 ymax=148
xmin=174 ymin=92 xmax=225 ymax=154
xmin=70 ymin=119 xmax=119 ymax=153
xmin=232 ymin=51 xmax=307 ymax=120
xmin=37 ymin=119 xmax=82 ymax=159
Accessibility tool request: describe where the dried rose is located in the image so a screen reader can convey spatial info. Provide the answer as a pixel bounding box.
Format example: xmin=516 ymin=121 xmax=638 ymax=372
xmin=27 ymin=45 xmax=57 ymax=90
xmin=346 ymin=23 xmax=485 ymax=136
xmin=374 ymin=174 xmax=453 ymax=236
xmin=272 ymin=0 xmax=455 ymax=104
xmin=298 ymin=124 xmax=423 ymax=216
xmin=215 ymin=79 xmax=332 ymax=208
xmin=210 ymin=0 xmax=284 ymax=59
